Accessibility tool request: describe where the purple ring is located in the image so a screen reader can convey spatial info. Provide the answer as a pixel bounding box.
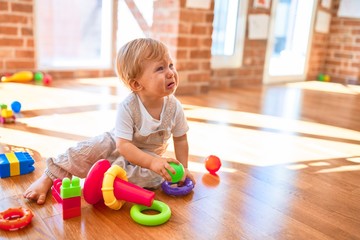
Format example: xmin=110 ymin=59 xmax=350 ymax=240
xmin=161 ymin=178 xmax=194 ymax=196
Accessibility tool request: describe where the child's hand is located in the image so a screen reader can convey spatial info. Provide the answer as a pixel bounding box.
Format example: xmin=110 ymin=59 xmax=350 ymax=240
xmin=179 ymin=168 xmax=196 ymax=186
xmin=150 ymin=157 xmax=180 ymax=182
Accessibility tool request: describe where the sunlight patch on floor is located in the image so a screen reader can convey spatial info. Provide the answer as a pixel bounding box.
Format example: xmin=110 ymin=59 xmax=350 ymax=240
xmin=188 ymin=161 xmax=237 ymax=174
xmin=175 ymin=121 xmax=360 ymax=166
xmin=286 ymin=81 xmax=360 ymax=95
xmin=77 ymin=77 xmax=121 ymax=87
xmin=0 ymin=128 xmax=78 ymax=158
xmin=184 ymin=105 xmax=360 ymax=143
xmin=16 ymin=110 xmax=116 ymax=137
xmin=316 ymin=165 xmax=360 ymax=173
xmin=0 ymin=82 xmax=119 ymax=110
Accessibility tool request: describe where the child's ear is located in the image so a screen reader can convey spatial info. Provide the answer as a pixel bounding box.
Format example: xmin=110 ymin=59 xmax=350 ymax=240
xmin=129 ymin=79 xmax=143 ymax=92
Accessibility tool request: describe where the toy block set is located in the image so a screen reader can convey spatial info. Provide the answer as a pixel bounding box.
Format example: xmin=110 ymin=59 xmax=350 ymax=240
xmin=52 ymin=177 xmax=81 ymax=220
xmin=0 ymin=152 xmax=35 ymax=178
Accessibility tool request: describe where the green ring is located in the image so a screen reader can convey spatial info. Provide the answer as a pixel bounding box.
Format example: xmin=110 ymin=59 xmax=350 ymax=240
xmin=130 ymin=200 xmax=171 ymax=226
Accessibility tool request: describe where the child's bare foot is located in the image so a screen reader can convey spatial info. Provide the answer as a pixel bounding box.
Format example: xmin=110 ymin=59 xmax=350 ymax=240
xmin=23 ymin=174 xmax=53 ymax=205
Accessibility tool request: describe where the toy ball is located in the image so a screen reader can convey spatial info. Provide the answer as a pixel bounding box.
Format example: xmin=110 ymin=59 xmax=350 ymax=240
xmin=33 ymin=71 xmax=44 ymax=82
xmin=11 ymin=101 xmax=21 ymax=113
xmin=166 ymin=162 xmax=185 ymax=183
xmin=205 ymin=155 xmax=221 ymax=174
xmin=43 ymin=74 xmax=52 ymax=85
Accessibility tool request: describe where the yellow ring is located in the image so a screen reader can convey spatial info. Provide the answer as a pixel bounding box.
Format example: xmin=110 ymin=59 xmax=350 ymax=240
xmin=102 ymin=165 xmax=128 ymax=210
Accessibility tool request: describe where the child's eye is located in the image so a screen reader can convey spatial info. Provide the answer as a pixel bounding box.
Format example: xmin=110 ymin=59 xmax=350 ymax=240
xmin=169 ymin=63 xmax=174 ymax=69
xmin=156 ymin=66 xmax=164 ymax=71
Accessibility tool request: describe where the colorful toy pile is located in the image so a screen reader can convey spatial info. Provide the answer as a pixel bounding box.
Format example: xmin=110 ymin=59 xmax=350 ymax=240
xmin=0 ymin=101 xmax=21 ymax=124
xmin=1 ymin=71 xmax=52 ymax=85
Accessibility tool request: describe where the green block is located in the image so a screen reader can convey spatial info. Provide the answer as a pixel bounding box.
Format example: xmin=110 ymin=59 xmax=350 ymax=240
xmin=60 ymin=177 xmax=81 ymax=198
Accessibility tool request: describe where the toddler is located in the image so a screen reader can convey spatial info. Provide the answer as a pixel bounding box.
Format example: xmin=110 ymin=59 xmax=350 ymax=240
xmin=23 ymin=38 xmax=196 ymax=204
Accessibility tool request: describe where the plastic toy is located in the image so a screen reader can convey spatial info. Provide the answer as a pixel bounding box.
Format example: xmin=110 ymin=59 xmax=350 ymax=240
xmin=10 ymin=101 xmax=21 ymax=113
xmin=205 ymin=155 xmax=221 ymax=174
xmin=52 ymin=177 xmax=81 ymax=220
xmin=42 ymin=74 xmax=52 ymax=85
xmin=166 ymin=162 xmax=185 ymax=183
xmin=161 ymin=178 xmax=194 ymax=196
xmin=0 ymin=207 xmax=34 ymax=231
xmin=33 ymin=72 xmax=43 ymax=83
xmin=102 ymin=165 xmax=128 ymax=210
xmin=83 ymin=159 xmax=155 ymax=209
xmin=1 ymin=71 xmax=33 ymax=83
xmin=317 ymin=73 xmax=330 ymax=82
xmin=130 ymin=200 xmax=171 ymax=226
xmin=0 ymin=152 xmax=35 ymax=178
xmin=0 ymin=105 xmax=16 ymax=124
xmin=60 ymin=177 xmax=81 ymax=199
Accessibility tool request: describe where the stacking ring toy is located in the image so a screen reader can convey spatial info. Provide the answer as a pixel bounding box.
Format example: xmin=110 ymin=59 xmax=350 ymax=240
xmin=102 ymin=165 xmax=128 ymax=210
xmin=161 ymin=178 xmax=194 ymax=196
xmin=130 ymin=200 xmax=171 ymax=226
xmin=0 ymin=207 xmax=34 ymax=231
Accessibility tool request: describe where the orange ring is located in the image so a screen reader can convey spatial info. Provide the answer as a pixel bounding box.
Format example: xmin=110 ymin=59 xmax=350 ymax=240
xmin=101 ymin=165 xmax=128 ymax=210
xmin=0 ymin=207 xmax=34 ymax=231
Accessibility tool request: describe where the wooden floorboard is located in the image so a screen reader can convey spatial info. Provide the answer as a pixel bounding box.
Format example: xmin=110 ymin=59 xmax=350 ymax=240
xmin=0 ymin=78 xmax=360 ymax=239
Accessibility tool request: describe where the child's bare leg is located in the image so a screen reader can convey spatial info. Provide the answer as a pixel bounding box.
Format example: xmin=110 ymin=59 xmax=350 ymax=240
xmin=23 ymin=174 xmax=53 ymax=205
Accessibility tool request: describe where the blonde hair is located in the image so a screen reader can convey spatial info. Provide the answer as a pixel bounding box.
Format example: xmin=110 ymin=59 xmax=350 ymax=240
xmin=116 ymin=38 xmax=169 ymax=89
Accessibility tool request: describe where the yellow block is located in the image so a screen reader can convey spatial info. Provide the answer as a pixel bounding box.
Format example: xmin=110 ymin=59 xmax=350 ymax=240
xmin=1 ymin=109 xmax=13 ymax=118
xmin=5 ymin=153 xmax=20 ymax=176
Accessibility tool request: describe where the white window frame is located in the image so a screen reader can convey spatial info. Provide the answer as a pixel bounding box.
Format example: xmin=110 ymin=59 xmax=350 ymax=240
xmin=211 ymin=0 xmax=248 ymax=69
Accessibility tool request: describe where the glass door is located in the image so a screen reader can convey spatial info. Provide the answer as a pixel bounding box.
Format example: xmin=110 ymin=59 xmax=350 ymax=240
xmin=263 ymin=0 xmax=317 ymax=84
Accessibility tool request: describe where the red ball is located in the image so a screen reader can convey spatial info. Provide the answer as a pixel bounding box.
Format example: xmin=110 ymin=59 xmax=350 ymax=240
xmin=205 ymin=155 xmax=221 ymax=174
xmin=43 ymin=74 xmax=52 ymax=85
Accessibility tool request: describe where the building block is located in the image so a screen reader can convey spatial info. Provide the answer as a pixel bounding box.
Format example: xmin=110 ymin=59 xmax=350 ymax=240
xmin=51 ymin=177 xmax=81 ymax=220
xmin=15 ymin=152 xmax=35 ymax=175
xmin=60 ymin=177 xmax=81 ymax=199
xmin=63 ymin=207 xmax=81 ymax=220
xmin=0 ymin=151 xmax=35 ymax=178
xmin=0 ymin=154 xmax=10 ymax=178
xmin=63 ymin=196 xmax=81 ymax=210
xmin=52 ymin=179 xmax=63 ymax=204
xmin=5 ymin=153 xmax=20 ymax=176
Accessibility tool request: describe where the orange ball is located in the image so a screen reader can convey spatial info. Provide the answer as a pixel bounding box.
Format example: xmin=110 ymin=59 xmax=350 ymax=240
xmin=205 ymin=155 xmax=221 ymax=174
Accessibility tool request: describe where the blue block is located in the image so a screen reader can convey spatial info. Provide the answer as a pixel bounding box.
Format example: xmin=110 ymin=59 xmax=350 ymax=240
xmin=0 ymin=152 xmax=35 ymax=178
xmin=0 ymin=154 xmax=10 ymax=178
xmin=15 ymin=152 xmax=35 ymax=175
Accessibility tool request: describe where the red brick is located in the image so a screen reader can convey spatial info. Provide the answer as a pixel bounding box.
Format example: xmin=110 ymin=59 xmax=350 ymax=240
xmin=21 ymin=27 xmax=33 ymax=36
xmin=0 ymin=1 xmax=8 ymax=11
xmin=0 ymin=14 xmax=28 ymax=24
xmin=6 ymin=60 xmax=35 ymax=69
xmin=0 ymin=26 xmax=18 ymax=35
xmin=11 ymin=3 xmax=33 ymax=13
xmin=15 ymin=50 xmax=34 ymax=58
xmin=0 ymin=38 xmax=23 ymax=47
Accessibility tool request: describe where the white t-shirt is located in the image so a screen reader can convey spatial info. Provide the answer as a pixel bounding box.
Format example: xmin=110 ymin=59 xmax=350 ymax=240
xmin=114 ymin=93 xmax=189 ymax=141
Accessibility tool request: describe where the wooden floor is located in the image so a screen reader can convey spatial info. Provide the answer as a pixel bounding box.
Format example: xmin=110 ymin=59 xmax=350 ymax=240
xmin=1 ymin=78 xmax=360 ymax=240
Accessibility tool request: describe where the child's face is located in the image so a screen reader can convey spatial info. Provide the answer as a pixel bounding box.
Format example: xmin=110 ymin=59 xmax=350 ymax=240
xmin=135 ymin=53 xmax=178 ymax=98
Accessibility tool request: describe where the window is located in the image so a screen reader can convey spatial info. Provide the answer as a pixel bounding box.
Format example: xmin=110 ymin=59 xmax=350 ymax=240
xmin=211 ymin=0 xmax=248 ymax=68
xmin=35 ymin=0 xmax=113 ymax=70
xmin=116 ymin=0 xmax=153 ymax=50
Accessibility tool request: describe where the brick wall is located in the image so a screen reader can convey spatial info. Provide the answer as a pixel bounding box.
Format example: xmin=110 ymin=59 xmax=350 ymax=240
xmin=308 ymin=0 xmax=360 ymax=84
xmin=1 ymin=0 xmax=359 ymax=93
xmin=0 ymin=0 xmax=34 ymax=72
xmin=325 ymin=0 xmax=360 ymax=83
